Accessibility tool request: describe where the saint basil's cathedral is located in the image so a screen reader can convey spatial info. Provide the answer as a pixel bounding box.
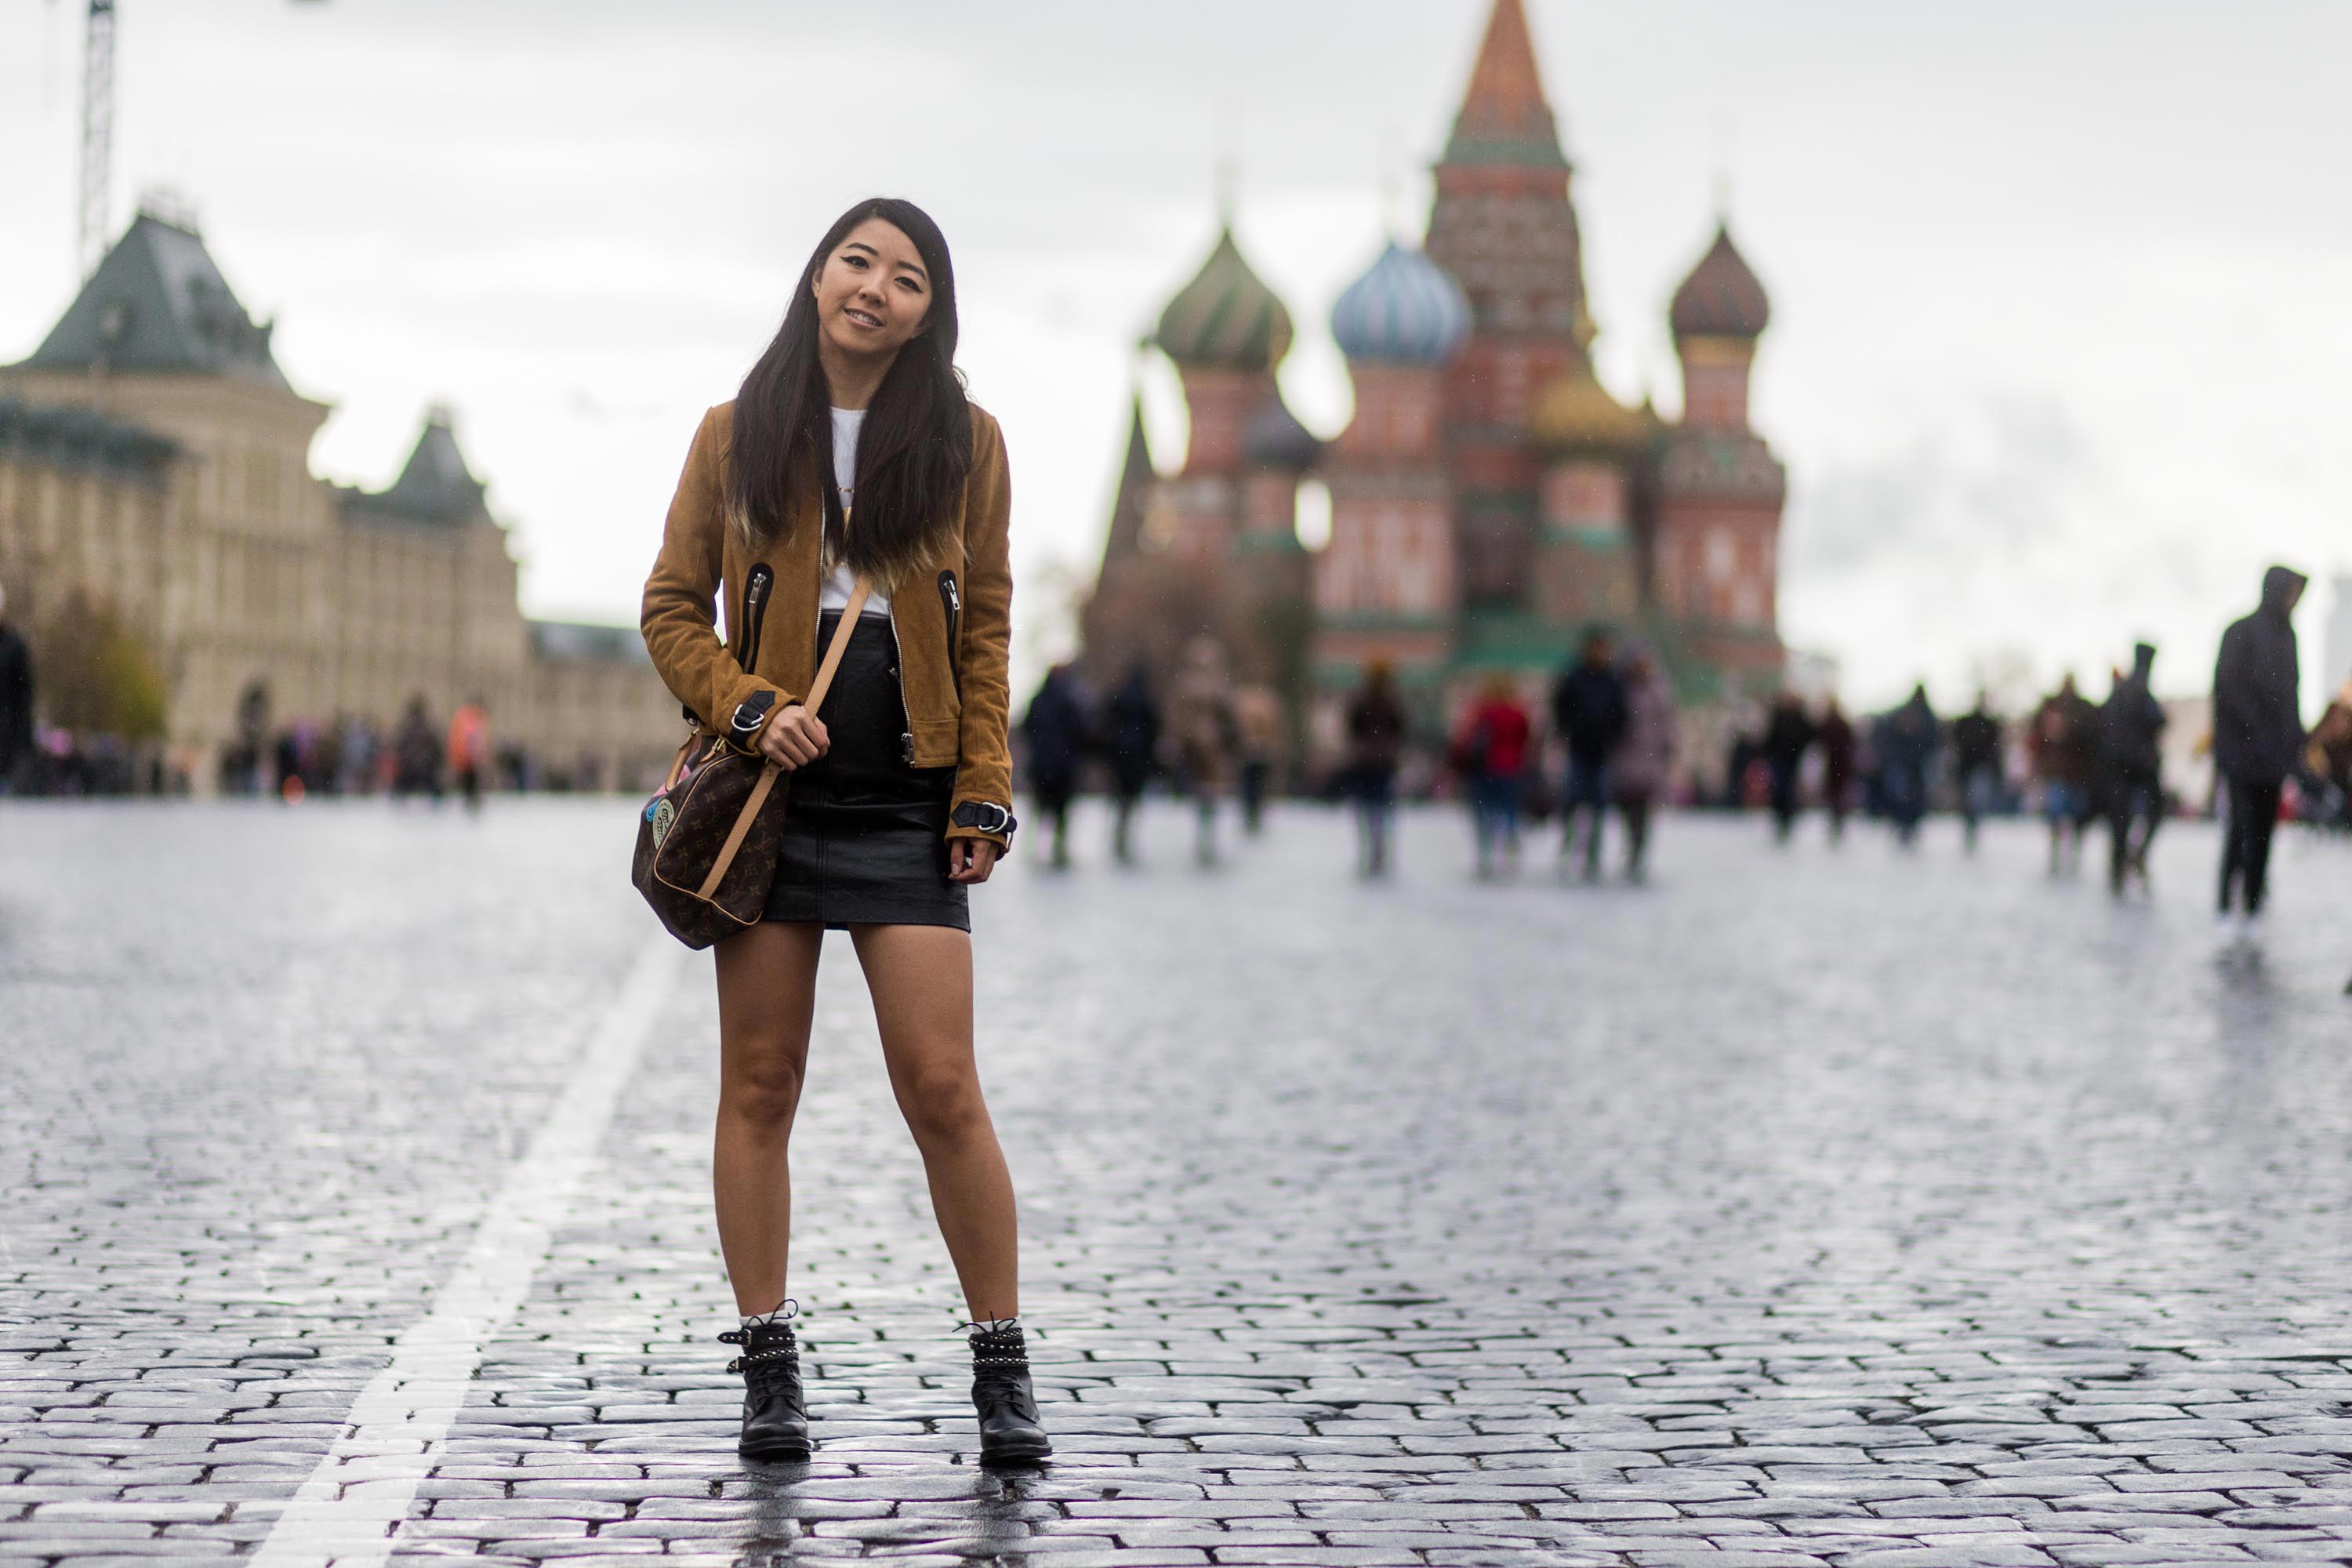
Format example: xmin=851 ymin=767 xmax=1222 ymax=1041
xmin=1079 ymin=0 xmax=1787 ymax=756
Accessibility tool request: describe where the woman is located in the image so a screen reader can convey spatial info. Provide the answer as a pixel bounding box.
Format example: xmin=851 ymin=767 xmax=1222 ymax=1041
xmin=1610 ymin=644 xmax=1677 ymax=880
xmin=641 ymin=198 xmax=1046 ymax=1467
xmin=1168 ymin=636 xmax=1236 ymax=866
xmin=1451 ymin=674 xmax=1530 ymax=878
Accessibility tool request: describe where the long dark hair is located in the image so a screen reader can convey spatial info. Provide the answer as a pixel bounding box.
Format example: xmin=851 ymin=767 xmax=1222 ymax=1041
xmin=728 ymin=198 xmax=972 ymax=586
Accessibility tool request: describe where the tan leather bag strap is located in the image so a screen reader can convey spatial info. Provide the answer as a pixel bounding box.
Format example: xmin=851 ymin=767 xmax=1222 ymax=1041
xmin=661 ymin=735 xmax=698 ymax=793
xmin=696 ymin=575 xmax=871 ymax=901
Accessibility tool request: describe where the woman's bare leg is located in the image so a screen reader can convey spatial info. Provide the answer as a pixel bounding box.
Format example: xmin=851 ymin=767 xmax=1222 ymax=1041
xmin=712 ymin=921 xmax=824 ymax=1316
xmin=848 ymin=923 xmax=1018 ymax=1320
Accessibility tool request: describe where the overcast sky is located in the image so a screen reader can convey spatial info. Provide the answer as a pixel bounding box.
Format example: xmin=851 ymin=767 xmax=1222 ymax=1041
xmin=4 ymin=0 xmax=2348 ymax=709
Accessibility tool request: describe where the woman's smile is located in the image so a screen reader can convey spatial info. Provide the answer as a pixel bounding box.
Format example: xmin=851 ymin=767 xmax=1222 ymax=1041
xmin=811 ymin=217 xmax=931 ymax=369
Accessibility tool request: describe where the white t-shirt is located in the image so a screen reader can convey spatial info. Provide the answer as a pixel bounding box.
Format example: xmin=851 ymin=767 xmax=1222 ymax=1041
xmin=821 ymin=406 xmax=891 ymax=615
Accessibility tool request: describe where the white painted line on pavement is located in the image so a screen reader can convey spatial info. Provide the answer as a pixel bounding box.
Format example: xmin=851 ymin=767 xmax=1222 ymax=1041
xmin=250 ymin=935 xmax=684 ymax=1568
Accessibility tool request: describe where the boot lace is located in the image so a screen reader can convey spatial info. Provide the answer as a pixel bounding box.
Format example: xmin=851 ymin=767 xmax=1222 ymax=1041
xmin=963 ymin=1321 xmax=1036 ymax=1419
xmin=718 ymin=1300 xmax=803 ymax=1396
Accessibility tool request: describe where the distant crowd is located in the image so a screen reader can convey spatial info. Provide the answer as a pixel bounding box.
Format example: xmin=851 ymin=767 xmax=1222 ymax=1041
xmin=1015 ymin=568 xmax=2350 ymax=930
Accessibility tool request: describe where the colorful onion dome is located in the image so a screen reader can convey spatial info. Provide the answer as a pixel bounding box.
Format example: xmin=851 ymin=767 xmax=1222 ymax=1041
xmin=1330 ymin=241 xmax=1472 ymax=365
xmin=1531 ymin=361 xmax=1650 ymax=454
xmin=1242 ymin=394 xmax=1321 ymax=471
xmin=1153 ymin=227 xmax=1294 ymax=372
xmin=1669 ymin=223 xmax=1770 ymax=339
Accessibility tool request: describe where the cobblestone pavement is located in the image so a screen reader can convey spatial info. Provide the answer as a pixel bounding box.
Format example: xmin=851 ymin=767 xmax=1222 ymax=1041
xmin=5 ymin=798 xmax=2351 ymax=1566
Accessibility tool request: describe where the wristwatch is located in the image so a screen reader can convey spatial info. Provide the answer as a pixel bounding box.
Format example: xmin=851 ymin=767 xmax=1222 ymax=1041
xmin=728 ymin=690 xmax=776 ymax=742
xmin=952 ymin=801 xmax=1018 ymax=837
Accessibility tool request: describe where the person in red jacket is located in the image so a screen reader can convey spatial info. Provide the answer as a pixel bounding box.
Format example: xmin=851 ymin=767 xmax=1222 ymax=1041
xmin=1452 ymin=675 xmax=1531 ymax=878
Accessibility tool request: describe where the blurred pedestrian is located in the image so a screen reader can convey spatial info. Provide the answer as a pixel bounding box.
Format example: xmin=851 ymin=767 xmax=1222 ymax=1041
xmin=1232 ymin=684 xmax=1283 ymax=837
xmin=1097 ymin=661 xmax=1160 ymax=866
xmin=1343 ymin=660 xmax=1408 ymax=877
xmin=2096 ymin=644 xmax=2167 ymax=895
xmin=1020 ymin=662 xmax=1089 ymax=869
xmin=2028 ymin=675 xmax=2097 ymax=873
xmin=1951 ymin=692 xmax=2004 ymax=854
xmin=1817 ymin=698 xmax=1856 ymax=843
xmin=2307 ymin=678 xmax=2352 ymax=832
xmin=393 ymin=695 xmax=441 ymax=797
xmin=1610 ymin=644 xmax=1678 ymax=880
xmin=2212 ymin=565 xmax=2307 ymax=938
xmin=1454 ymin=674 xmax=1530 ymax=878
xmin=0 ymin=579 xmax=33 ymax=796
xmin=1878 ymin=685 xmax=1939 ymax=846
xmin=447 ymin=699 xmax=490 ymax=811
xmin=1168 ymin=638 xmax=1236 ymax=866
xmin=1549 ymin=628 xmax=1628 ymax=880
xmin=1759 ymin=692 xmax=1815 ymax=842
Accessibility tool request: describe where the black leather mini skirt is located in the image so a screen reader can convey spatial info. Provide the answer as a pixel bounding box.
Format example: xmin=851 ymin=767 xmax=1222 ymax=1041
xmin=761 ymin=611 xmax=968 ymax=931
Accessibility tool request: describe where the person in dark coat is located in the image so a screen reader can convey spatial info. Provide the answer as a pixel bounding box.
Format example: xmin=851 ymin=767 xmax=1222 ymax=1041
xmin=0 ymin=580 xmax=33 ymax=795
xmin=2212 ymin=565 xmax=2307 ymax=933
xmin=1548 ymin=628 xmax=1628 ymax=880
xmin=1817 ymin=698 xmax=1857 ymax=843
xmin=1878 ymin=685 xmax=1939 ymax=846
xmin=1097 ymin=661 xmax=1160 ymax=866
xmin=2028 ymin=675 xmax=2099 ymax=873
xmin=1759 ymin=693 xmax=1816 ymax=843
xmin=1343 ymin=660 xmax=1409 ymax=877
xmin=2096 ymin=643 xmax=2168 ymax=895
xmin=1020 ymin=662 xmax=1090 ymax=869
xmin=392 ymin=694 xmax=442 ymax=799
xmin=1950 ymin=693 xmax=2004 ymax=854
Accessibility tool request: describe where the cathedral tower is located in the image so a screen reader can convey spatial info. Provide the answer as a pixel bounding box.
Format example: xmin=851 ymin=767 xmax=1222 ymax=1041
xmin=1651 ymin=222 xmax=1785 ymax=684
xmin=1424 ymin=0 xmax=1592 ymax=608
xmin=1318 ymin=241 xmax=1470 ymax=692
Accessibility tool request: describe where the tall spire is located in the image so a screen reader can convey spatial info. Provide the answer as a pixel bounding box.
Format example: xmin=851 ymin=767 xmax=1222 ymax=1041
xmin=1443 ymin=0 xmax=1568 ymax=169
xmin=1098 ymin=394 xmax=1156 ymax=569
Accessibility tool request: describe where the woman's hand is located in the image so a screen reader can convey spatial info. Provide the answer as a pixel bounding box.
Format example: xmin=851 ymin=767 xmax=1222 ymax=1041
xmin=756 ymin=704 xmax=829 ymax=770
xmin=947 ymin=838 xmax=1000 ymax=884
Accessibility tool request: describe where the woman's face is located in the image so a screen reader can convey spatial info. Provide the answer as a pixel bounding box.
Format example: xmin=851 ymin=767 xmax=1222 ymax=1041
xmin=810 ymin=217 xmax=931 ymax=361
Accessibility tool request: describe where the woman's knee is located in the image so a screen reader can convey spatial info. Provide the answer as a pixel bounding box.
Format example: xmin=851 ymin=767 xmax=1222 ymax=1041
xmin=898 ymin=1062 xmax=989 ymax=1145
xmin=721 ymin=1051 xmax=805 ymax=1129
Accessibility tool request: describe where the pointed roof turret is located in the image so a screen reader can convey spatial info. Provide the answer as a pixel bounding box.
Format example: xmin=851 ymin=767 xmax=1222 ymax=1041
xmin=1670 ymin=223 xmax=1771 ymax=341
xmin=1152 ymin=227 xmax=1294 ymax=372
xmin=1443 ymin=0 xmax=1569 ymax=169
xmin=1098 ymin=394 xmax=1156 ymax=568
xmin=347 ymin=407 xmax=488 ymax=527
xmin=20 ymin=211 xmax=289 ymax=388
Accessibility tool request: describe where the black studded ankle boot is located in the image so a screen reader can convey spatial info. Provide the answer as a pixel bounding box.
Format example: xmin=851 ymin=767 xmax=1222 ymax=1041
xmin=968 ymin=1320 xmax=1051 ymax=1467
xmin=718 ymin=1308 xmax=809 ymax=1461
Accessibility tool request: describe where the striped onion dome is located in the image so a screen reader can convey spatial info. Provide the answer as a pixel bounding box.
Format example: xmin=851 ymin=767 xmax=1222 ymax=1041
xmin=1669 ymin=223 xmax=1770 ymax=340
xmin=1153 ymin=227 xmax=1294 ymax=372
xmin=1330 ymin=242 xmax=1472 ymax=366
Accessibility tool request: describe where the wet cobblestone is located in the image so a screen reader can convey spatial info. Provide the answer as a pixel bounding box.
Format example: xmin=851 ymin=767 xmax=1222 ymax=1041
xmin=3 ymin=800 xmax=2350 ymax=1564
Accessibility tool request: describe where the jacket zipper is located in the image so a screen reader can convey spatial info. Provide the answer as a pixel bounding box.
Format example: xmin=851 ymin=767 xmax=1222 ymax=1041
xmin=884 ymin=604 xmax=915 ymax=765
xmin=938 ymin=570 xmax=962 ymax=701
xmin=737 ymin=564 xmax=774 ymax=674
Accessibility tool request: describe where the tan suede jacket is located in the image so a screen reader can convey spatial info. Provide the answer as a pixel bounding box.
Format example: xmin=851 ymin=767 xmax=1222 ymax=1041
xmin=640 ymin=399 xmax=1015 ymax=847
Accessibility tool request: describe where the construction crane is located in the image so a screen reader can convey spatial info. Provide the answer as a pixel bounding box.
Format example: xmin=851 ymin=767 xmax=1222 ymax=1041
xmin=76 ymin=0 xmax=114 ymax=279
xmin=64 ymin=0 xmax=328 ymax=280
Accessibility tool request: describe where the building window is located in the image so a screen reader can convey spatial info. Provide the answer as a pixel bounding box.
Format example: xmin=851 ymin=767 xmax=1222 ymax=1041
xmin=1705 ymin=528 xmax=1736 ymax=583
